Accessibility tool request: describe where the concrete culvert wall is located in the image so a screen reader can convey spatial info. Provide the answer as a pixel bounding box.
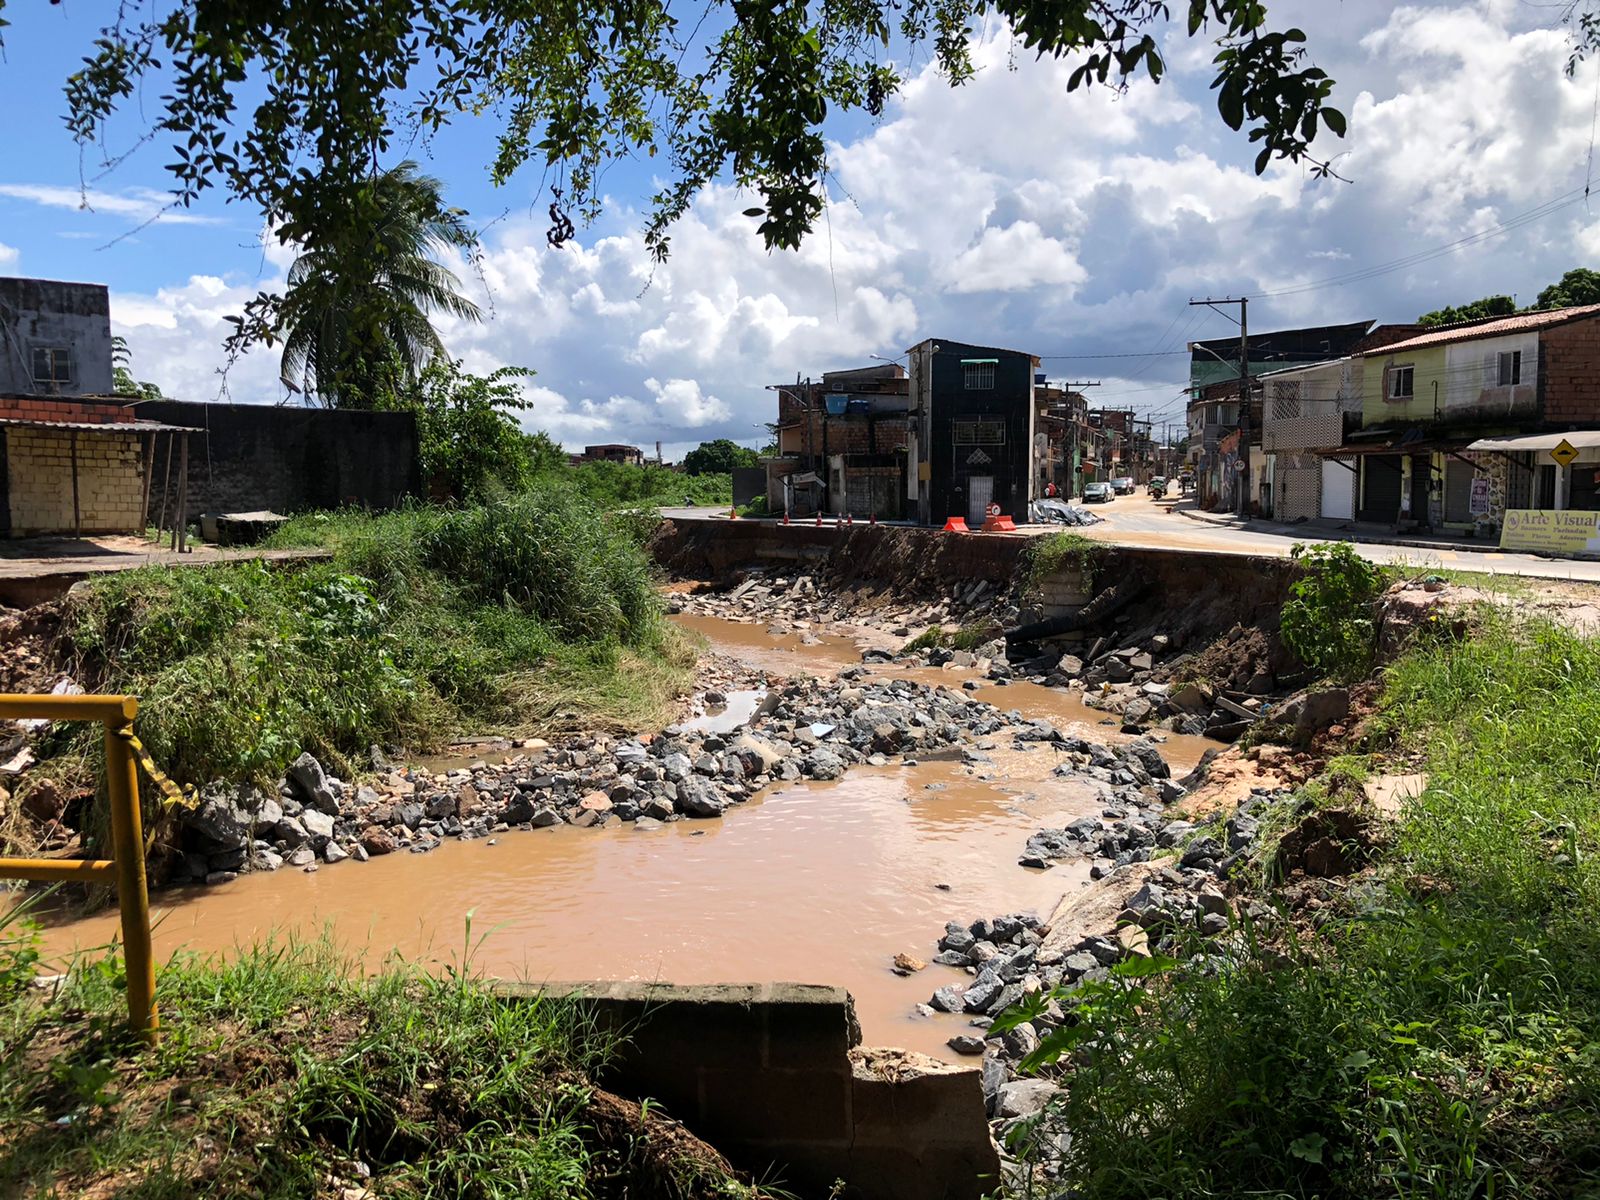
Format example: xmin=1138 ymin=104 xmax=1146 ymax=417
xmin=496 ymin=980 xmax=999 ymax=1200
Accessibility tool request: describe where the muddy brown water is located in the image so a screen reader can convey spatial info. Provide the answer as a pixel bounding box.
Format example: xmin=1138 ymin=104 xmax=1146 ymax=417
xmin=33 ymin=613 xmax=1217 ymax=1060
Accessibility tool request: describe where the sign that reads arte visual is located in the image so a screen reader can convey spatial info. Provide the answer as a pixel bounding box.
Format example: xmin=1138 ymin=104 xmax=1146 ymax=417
xmin=1500 ymin=509 xmax=1600 ymax=555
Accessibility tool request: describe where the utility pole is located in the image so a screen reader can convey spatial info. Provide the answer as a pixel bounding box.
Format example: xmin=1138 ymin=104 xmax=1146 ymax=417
xmin=1064 ymin=380 xmax=1099 ymax=497
xmin=1190 ymin=296 xmax=1250 ymax=516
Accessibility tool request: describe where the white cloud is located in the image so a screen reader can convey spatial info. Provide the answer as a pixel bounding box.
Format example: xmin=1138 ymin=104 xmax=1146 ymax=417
xmin=0 ymin=183 xmax=227 ymax=226
xmin=0 ymin=243 xmax=17 ymax=269
xmin=644 ymin=377 xmax=731 ymax=426
xmin=99 ymin=0 xmax=1600 ymax=452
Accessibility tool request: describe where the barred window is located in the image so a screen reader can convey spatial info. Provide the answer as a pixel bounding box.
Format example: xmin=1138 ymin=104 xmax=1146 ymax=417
xmin=963 ymin=362 xmax=995 ymax=389
xmin=953 ymin=420 xmax=1005 ymax=445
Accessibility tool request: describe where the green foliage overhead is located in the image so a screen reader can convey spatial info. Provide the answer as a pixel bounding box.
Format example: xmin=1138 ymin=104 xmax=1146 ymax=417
xmin=47 ymin=0 xmax=1344 ymax=359
xmin=1416 ymin=294 xmax=1516 ymax=328
xmin=1280 ymin=541 xmax=1385 ymax=681
xmin=681 ymin=439 xmax=759 ymax=476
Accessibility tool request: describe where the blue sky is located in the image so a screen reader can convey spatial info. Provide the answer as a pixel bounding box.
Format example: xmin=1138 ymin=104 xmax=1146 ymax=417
xmin=3 ymin=1 xmax=1599 ymax=456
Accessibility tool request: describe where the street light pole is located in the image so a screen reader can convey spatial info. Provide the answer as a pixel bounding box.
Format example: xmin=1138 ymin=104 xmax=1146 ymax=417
xmin=1190 ymin=296 xmax=1251 ymax=516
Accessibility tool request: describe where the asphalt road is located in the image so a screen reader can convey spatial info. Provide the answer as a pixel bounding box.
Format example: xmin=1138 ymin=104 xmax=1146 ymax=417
xmin=1077 ymin=493 xmax=1600 ymax=584
xmin=658 ymin=499 xmax=1600 ymax=585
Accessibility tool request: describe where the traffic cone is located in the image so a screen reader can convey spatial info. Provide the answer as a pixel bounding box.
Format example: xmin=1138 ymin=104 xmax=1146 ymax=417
xmin=869 ymin=512 xmax=877 ymax=525
xmin=728 ymin=502 xmax=738 ymax=520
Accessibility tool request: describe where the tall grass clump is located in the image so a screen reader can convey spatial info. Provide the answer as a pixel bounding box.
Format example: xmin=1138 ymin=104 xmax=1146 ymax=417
xmin=1001 ymin=611 xmax=1600 ymax=1200
xmin=60 ymin=485 xmax=691 ymax=789
xmin=0 ymin=928 xmax=613 ymax=1199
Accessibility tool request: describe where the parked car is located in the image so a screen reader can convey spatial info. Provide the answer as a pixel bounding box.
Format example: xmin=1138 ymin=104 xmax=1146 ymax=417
xmin=1082 ymin=482 xmax=1114 ymax=503
xmin=1112 ymin=476 xmax=1136 ymax=495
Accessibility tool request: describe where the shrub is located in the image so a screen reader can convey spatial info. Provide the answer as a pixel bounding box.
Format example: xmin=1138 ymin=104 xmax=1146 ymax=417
xmin=1281 ymin=542 xmax=1385 ymax=680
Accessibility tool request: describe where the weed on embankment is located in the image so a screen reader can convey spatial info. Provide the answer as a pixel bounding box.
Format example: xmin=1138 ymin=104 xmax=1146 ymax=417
xmin=1004 ymin=609 xmax=1600 ymax=1199
xmin=55 ymin=487 xmax=692 ymax=790
xmin=0 ymin=926 xmax=761 ymax=1199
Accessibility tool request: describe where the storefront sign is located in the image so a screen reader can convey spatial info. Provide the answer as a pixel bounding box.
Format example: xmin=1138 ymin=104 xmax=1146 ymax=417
xmin=1500 ymin=509 xmax=1600 ymax=555
xmin=1469 ymin=477 xmax=1490 ymax=517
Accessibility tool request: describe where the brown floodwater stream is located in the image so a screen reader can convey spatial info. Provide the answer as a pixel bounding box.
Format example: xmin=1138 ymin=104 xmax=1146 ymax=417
xmin=33 ymin=613 xmax=1216 ymax=1059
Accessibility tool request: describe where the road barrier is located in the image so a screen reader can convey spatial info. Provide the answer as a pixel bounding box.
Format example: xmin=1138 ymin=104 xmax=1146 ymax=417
xmin=0 ymin=693 xmax=157 ymax=1043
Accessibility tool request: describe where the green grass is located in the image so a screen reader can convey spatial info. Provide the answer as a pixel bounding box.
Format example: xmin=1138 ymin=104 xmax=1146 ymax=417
xmin=550 ymin=462 xmax=732 ymax=511
xmin=1003 ymin=610 xmax=1600 ymax=1199
xmin=54 ymin=486 xmax=693 ymax=793
xmin=0 ymin=930 xmax=760 ymax=1199
xmin=1023 ymin=532 xmax=1101 ymax=595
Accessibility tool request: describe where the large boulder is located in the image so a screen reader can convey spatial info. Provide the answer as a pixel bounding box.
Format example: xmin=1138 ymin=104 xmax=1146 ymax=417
xmin=186 ymin=782 xmax=266 ymax=853
xmin=1122 ymin=738 xmax=1171 ymax=780
xmin=676 ymin=776 xmax=728 ymax=818
xmin=286 ymin=753 xmax=338 ymax=815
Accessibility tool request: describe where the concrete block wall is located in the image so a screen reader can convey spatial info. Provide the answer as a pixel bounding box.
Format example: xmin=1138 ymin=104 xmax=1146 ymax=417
xmin=5 ymin=427 xmax=144 ymax=535
xmin=132 ymin=400 xmax=420 ymax=515
xmin=1036 ymin=569 xmax=1093 ymax=618
xmin=498 ymin=980 xmax=998 ymax=1200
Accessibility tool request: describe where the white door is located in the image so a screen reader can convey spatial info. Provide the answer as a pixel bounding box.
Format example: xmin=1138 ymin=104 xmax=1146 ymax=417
xmin=1321 ymin=458 xmax=1356 ymax=521
xmin=968 ymin=476 xmax=994 ymax=526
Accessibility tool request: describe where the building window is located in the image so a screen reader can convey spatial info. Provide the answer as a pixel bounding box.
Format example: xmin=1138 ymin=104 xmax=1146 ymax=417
xmin=953 ymin=420 xmax=1006 ymax=445
xmin=1387 ymin=365 xmax=1414 ymax=401
xmin=963 ymin=361 xmax=995 ymax=390
xmin=31 ymin=346 xmax=72 ymax=387
xmin=1497 ymin=349 xmax=1522 ymax=386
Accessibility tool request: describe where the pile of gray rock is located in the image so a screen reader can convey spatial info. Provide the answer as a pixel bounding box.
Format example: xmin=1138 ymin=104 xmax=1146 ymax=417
xmin=170 ymin=670 xmax=1030 ymax=886
xmin=928 ymin=782 xmax=1298 ymax=1151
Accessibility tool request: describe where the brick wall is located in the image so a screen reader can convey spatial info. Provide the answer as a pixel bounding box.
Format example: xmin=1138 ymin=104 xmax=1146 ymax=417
xmin=0 ymin=397 xmax=134 ymax=425
xmin=1539 ymin=315 xmax=1600 ymax=424
xmin=787 ymin=410 xmax=910 ymax=456
xmin=5 ymin=427 xmax=145 ymax=535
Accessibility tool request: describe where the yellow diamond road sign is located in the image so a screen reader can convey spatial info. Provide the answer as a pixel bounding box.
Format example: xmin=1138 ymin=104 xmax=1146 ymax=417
xmin=1551 ymin=438 xmax=1580 ymax=468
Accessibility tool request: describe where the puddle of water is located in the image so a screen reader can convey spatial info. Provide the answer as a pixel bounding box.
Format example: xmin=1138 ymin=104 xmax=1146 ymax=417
xmin=681 ymin=688 xmax=766 ymax=734
xmin=37 ymin=762 xmax=1098 ymax=1060
xmin=671 ymin=613 xmax=868 ymax=675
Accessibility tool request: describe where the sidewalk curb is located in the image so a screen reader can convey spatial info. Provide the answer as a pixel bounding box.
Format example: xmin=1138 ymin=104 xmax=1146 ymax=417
xmin=1172 ymin=505 xmax=1509 ymax=557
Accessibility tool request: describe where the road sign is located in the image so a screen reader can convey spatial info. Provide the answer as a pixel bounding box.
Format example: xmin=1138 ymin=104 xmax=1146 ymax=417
xmin=1551 ymin=438 xmax=1580 ymax=468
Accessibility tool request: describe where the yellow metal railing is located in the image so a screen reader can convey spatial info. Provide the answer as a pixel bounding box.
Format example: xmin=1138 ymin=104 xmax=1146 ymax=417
xmin=0 ymin=693 xmax=157 ymax=1043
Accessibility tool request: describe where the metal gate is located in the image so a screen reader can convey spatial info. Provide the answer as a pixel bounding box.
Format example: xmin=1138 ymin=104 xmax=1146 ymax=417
xmin=967 ymin=476 xmax=994 ymax=527
xmin=1359 ymin=456 xmax=1402 ymax=523
xmin=1444 ymin=458 xmax=1475 ymax=523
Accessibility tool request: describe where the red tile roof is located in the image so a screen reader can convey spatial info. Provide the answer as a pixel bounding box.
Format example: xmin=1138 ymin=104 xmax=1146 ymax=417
xmin=1364 ymin=305 xmax=1600 ymax=354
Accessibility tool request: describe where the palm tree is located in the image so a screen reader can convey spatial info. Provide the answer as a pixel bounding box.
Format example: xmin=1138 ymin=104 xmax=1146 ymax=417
xmin=278 ymin=161 xmax=482 ymax=406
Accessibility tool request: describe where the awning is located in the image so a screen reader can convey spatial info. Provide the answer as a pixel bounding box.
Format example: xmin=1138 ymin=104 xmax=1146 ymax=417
xmin=0 ymin=417 xmax=201 ymax=433
xmin=1465 ymin=431 xmax=1600 ymax=452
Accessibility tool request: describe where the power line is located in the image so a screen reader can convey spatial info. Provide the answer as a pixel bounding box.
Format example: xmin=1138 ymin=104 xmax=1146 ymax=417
xmin=1250 ymin=187 xmax=1589 ymax=300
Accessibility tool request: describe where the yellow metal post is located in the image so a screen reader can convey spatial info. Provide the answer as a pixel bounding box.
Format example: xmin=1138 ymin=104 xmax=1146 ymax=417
xmin=103 ymin=701 xmax=158 ymax=1043
xmin=0 ymin=692 xmax=159 ymax=1042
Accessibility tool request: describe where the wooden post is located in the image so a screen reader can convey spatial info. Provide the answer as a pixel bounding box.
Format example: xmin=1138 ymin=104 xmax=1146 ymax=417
xmin=175 ymin=434 xmax=189 ymax=553
xmin=70 ymin=431 xmax=81 ymax=538
xmin=155 ymin=433 xmax=173 ymax=543
xmin=138 ymin=432 xmax=155 ymax=534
